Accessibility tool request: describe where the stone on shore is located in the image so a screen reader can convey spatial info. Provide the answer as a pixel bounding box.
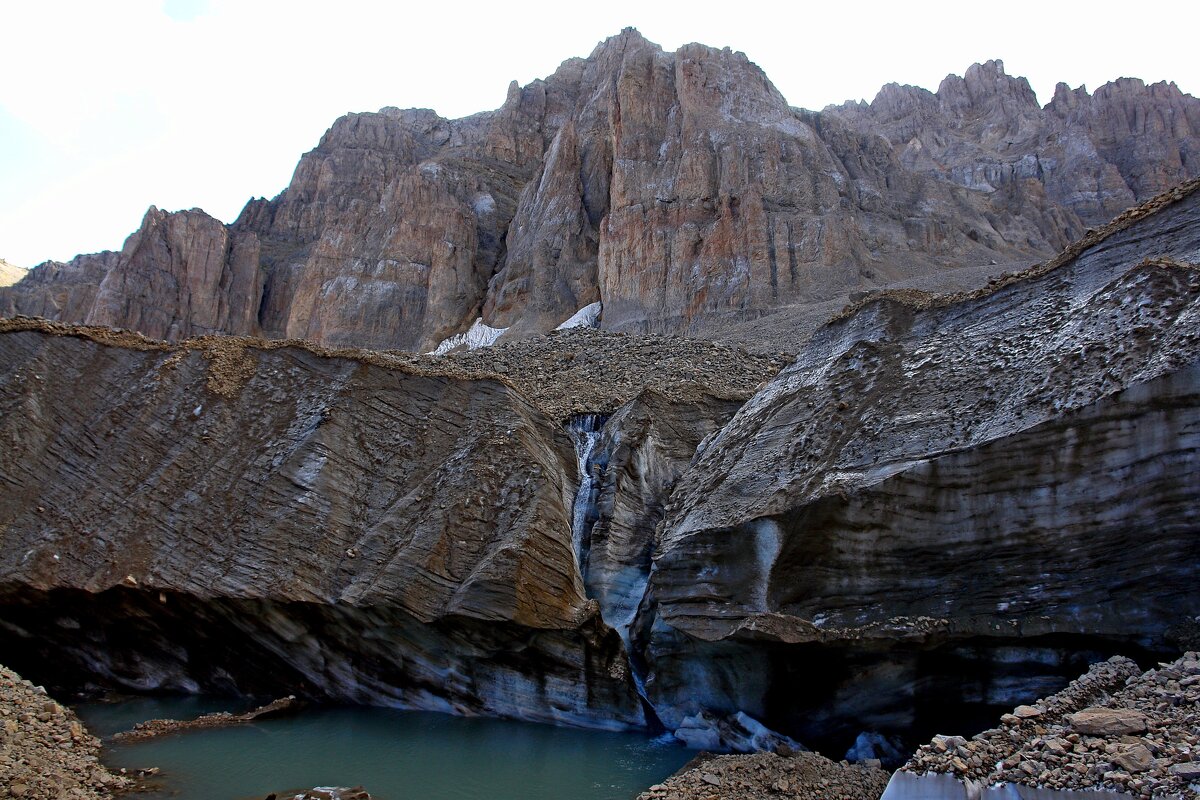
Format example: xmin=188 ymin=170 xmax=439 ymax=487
xmin=636 ymin=750 xmax=890 ymax=800
xmin=884 ymin=653 xmax=1200 ymax=799
xmin=0 ymin=664 xmax=130 ymax=800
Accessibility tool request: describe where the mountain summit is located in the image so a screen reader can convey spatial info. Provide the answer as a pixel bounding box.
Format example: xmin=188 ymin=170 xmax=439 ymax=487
xmin=2 ymin=32 xmax=1197 ymax=351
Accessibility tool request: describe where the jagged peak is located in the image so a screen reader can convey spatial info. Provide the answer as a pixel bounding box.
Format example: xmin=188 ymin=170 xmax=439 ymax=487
xmin=1047 ymin=80 xmax=1090 ymax=113
xmin=1047 ymin=76 xmax=1197 ymax=114
xmin=587 ymin=26 xmax=658 ymax=60
xmin=936 ymin=59 xmax=1039 ymax=109
xmin=139 ymin=205 xmax=218 ymax=224
xmin=375 ymin=106 xmax=443 ymax=121
xmin=825 ymin=98 xmax=868 ymax=113
xmin=1093 ymin=76 xmax=1190 ymax=100
xmin=965 ymin=58 xmax=1008 ymax=79
xmin=868 ymin=82 xmax=938 ymax=114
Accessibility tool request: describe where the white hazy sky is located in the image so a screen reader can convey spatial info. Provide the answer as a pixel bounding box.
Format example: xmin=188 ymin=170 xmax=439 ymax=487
xmin=2 ymin=0 xmax=1196 ymax=268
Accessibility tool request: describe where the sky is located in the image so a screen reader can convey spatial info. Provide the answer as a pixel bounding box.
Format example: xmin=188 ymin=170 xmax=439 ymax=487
xmin=1 ymin=0 xmax=1196 ymax=268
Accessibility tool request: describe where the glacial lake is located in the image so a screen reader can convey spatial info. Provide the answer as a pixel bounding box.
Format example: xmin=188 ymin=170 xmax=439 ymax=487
xmin=75 ymin=697 xmax=692 ymax=800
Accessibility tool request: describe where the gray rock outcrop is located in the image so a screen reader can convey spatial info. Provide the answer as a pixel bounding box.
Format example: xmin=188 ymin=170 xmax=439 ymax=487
xmin=826 ymin=60 xmax=1200 ymax=226
xmin=638 ymin=179 xmax=1200 ymax=745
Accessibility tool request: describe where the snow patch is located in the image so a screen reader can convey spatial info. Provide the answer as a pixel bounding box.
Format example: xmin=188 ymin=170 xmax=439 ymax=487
xmin=430 ymin=318 xmax=508 ymax=355
xmin=555 ymin=302 xmax=602 ymax=330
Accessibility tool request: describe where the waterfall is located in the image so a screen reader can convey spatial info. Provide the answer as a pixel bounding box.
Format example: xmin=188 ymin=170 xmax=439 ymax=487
xmin=565 ymin=413 xmax=660 ymax=727
xmin=566 ymin=414 xmax=606 ymax=571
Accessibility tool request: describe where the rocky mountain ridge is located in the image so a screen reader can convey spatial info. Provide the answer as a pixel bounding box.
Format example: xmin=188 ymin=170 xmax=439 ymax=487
xmin=827 ymin=60 xmax=1199 ymax=226
xmin=2 ymin=31 xmax=1197 ymax=351
xmin=1 ymin=178 xmax=1196 ymax=759
xmin=0 ymin=257 xmax=26 ymax=287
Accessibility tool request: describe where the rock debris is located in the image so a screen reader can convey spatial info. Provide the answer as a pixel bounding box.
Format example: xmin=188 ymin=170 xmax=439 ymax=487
xmin=0 ymin=665 xmax=129 ymax=800
xmin=635 ymin=749 xmax=891 ymax=800
xmin=902 ymin=653 xmax=1200 ymax=798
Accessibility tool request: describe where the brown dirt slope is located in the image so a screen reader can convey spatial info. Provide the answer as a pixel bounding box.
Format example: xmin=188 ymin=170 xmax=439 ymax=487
xmin=0 ymin=318 xmax=786 ymax=421
xmin=0 ymin=259 xmax=26 ymax=288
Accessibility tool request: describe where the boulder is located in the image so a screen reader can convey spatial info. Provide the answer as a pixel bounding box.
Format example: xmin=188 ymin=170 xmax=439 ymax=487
xmin=1067 ymin=708 xmax=1148 ymax=737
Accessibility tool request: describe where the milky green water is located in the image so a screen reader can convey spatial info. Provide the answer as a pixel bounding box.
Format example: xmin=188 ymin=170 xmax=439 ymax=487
xmin=75 ymin=697 xmax=691 ymax=800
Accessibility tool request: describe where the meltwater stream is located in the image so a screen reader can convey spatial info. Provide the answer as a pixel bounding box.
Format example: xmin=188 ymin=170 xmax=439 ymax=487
xmin=76 ymin=697 xmax=690 ymax=800
xmin=567 ymin=413 xmax=607 ymax=571
xmin=564 ymin=414 xmax=659 ymax=722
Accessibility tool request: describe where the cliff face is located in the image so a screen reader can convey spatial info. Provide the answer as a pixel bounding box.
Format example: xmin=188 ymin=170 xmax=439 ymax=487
xmin=826 ymin=60 xmax=1200 ymax=226
xmin=0 ymin=328 xmax=643 ymax=729
xmin=0 ymin=251 xmax=117 ymax=322
xmin=639 ymin=180 xmax=1200 ymax=747
xmin=1 ymin=182 xmax=1196 ymax=753
xmin=4 ymin=34 xmax=1196 ymax=350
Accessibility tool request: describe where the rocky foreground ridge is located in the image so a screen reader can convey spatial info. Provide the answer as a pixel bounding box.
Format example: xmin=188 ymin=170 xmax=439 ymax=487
xmin=0 ymin=173 xmax=1197 ymax=755
xmin=1 ymin=30 xmax=1197 ymax=350
xmin=638 ymin=749 xmax=891 ymax=800
xmin=883 ymin=653 xmax=1200 ymax=798
xmin=0 ymin=665 xmax=128 ymax=800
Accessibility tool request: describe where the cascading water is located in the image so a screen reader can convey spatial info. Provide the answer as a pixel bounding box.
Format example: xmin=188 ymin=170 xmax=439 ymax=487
xmin=566 ymin=414 xmax=607 ymax=572
xmin=561 ymin=415 xmax=810 ymax=747
xmin=564 ymin=414 xmax=659 ymax=723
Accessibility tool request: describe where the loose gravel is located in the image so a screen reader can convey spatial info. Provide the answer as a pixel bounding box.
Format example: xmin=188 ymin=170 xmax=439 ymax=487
xmin=0 ymin=665 xmax=128 ymax=800
xmin=903 ymin=653 xmax=1200 ymax=798
xmin=635 ymin=749 xmax=891 ymax=800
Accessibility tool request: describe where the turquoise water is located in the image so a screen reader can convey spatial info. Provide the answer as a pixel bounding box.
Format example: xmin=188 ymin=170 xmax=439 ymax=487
xmin=75 ymin=698 xmax=691 ymax=800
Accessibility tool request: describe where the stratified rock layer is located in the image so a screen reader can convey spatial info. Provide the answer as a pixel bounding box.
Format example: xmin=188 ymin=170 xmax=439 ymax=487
xmin=3 ymin=34 xmax=1197 ymax=348
xmin=0 ymin=328 xmax=644 ymax=729
xmin=639 ymin=180 xmax=1200 ymax=747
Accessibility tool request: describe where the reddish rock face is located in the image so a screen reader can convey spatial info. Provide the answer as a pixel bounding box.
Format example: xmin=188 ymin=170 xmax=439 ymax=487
xmin=3 ymin=34 xmax=1198 ymax=350
xmin=89 ymin=207 xmax=262 ymax=341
